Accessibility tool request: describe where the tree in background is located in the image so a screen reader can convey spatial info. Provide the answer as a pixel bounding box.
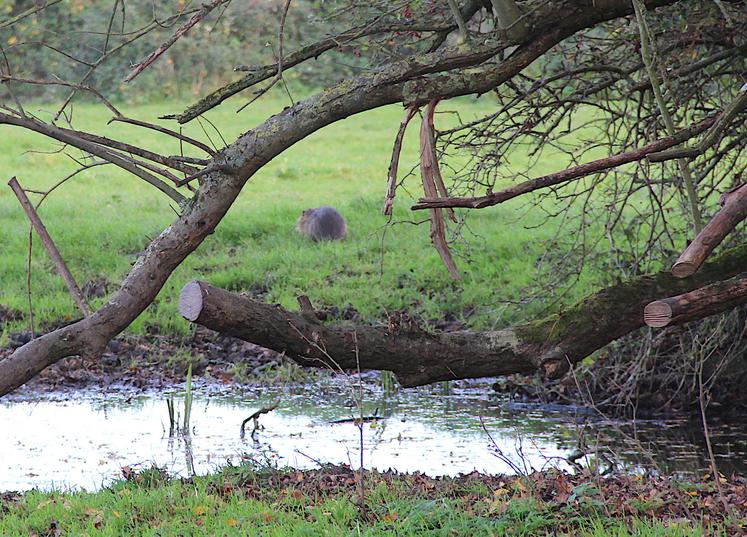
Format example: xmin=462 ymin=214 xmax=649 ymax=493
xmin=0 ymin=0 xmax=745 ymax=411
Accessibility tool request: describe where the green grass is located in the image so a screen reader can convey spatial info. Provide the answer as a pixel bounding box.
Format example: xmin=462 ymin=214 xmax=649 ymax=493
xmin=0 ymin=93 xmax=598 ymax=338
xmin=0 ymin=465 xmax=731 ymax=536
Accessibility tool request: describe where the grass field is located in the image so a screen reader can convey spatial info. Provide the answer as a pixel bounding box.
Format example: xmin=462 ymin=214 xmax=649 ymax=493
xmin=0 ymin=464 xmax=734 ymax=536
xmin=0 ymin=93 xmax=598 ymax=338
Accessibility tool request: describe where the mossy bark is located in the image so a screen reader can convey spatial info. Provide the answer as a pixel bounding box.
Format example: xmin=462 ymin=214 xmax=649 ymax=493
xmin=180 ymin=244 xmax=747 ymax=387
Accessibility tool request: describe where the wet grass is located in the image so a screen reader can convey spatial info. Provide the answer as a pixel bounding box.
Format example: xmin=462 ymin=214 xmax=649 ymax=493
xmin=0 ymin=92 xmax=599 ymax=340
xmin=0 ymin=464 xmax=740 ymax=536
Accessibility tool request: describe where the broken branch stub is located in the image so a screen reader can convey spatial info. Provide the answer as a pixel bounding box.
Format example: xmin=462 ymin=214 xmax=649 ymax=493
xmin=420 ymin=99 xmax=460 ymax=280
xmin=383 ymin=105 xmax=418 ymax=216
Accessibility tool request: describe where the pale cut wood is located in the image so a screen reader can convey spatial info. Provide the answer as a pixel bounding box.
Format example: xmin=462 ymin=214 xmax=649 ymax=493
xmin=179 ymin=280 xmax=204 ymax=321
xmin=672 ymin=183 xmax=747 ymax=278
xmin=644 ymin=271 xmax=747 ymax=327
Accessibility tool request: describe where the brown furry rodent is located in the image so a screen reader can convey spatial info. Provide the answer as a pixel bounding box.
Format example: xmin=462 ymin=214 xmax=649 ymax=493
xmin=296 ymin=206 xmax=348 ymax=241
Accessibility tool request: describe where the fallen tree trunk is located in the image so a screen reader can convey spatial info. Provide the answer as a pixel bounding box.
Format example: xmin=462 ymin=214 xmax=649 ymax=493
xmin=644 ymin=272 xmax=747 ymax=327
xmin=0 ymin=0 xmax=718 ymax=397
xmin=179 ymin=244 xmax=747 ymax=387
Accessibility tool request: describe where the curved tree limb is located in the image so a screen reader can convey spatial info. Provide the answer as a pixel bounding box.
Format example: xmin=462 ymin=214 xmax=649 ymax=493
xmin=0 ymin=0 xmax=691 ymax=397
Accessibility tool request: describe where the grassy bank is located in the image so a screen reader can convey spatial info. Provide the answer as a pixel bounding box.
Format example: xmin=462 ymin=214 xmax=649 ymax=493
xmin=0 ymin=94 xmax=599 ymax=339
xmin=1 ymin=464 xmax=742 ymax=536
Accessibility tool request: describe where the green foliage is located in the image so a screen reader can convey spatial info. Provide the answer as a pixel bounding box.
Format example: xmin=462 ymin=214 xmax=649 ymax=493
xmin=0 ymin=0 xmax=368 ymax=102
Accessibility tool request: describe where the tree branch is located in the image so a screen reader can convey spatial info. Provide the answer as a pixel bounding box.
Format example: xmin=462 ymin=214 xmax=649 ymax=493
xmin=179 ymin=242 xmax=747 ymax=386
xmin=412 ymin=115 xmax=717 ymax=210
xmin=123 ymin=0 xmax=228 ymax=83
xmin=8 ymin=177 xmax=91 ymax=317
xmin=647 ymin=82 xmax=747 ymax=162
xmin=0 ymin=112 xmax=185 ymax=204
xmin=671 ymin=182 xmax=747 ymax=278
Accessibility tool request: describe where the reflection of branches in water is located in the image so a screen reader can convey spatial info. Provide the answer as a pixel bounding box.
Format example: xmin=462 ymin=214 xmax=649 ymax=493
xmin=240 ymin=402 xmax=280 ymax=441
xmin=479 ymin=415 xmax=531 ymax=476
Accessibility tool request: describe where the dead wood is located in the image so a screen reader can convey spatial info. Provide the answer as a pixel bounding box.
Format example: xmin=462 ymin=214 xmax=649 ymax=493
xmin=672 ymin=183 xmax=747 ymax=278
xmin=383 ymin=105 xmax=419 ymax=216
xmin=178 ymin=244 xmax=747 ymax=386
xmin=8 ymin=177 xmax=91 ymax=317
xmin=420 ymin=100 xmax=460 ymax=280
xmin=644 ymin=272 xmax=747 ymax=327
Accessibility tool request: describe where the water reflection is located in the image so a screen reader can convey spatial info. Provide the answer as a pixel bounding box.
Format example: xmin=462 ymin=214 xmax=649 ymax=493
xmin=0 ymin=380 xmax=742 ymax=491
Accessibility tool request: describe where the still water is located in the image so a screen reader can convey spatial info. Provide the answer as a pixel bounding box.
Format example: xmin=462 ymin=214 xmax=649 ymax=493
xmin=1 ymin=379 xmax=744 ymax=491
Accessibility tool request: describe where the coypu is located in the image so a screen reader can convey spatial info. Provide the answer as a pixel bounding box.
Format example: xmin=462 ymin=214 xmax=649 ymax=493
xmin=296 ymin=206 xmax=347 ymax=241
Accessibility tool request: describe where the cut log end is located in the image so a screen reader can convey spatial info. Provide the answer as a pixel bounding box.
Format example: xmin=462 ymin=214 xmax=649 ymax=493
xmin=179 ymin=280 xmax=205 ymax=321
xmin=671 ymin=261 xmax=697 ymax=279
xmin=643 ymin=300 xmax=673 ymax=328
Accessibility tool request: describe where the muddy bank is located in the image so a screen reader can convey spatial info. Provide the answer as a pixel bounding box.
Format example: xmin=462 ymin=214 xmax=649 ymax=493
xmin=4 ymin=317 xmax=747 ymax=419
xmin=1 ymin=327 xmax=297 ymax=394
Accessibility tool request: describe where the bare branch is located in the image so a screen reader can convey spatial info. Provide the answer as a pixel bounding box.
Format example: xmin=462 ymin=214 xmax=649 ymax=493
xmin=109 ymin=117 xmax=217 ymax=156
xmin=632 ymin=0 xmax=703 ymax=232
xmin=123 ymin=0 xmax=229 ymax=83
xmin=413 ymin=115 xmax=717 ymax=210
xmin=383 ymin=105 xmax=419 ymax=216
xmin=648 ymin=83 xmax=747 ymax=162
xmin=8 ymin=177 xmax=91 ymax=317
xmin=0 ymin=112 xmax=185 ymax=204
xmin=0 ymin=0 xmax=62 ymax=30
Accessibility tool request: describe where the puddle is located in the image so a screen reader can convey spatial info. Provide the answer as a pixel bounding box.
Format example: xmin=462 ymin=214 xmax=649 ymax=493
xmin=1 ymin=380 xmax=744 ymax=491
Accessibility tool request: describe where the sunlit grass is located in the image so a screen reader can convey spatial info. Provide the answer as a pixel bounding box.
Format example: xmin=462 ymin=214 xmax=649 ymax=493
xmin=0 ymin=93 xmax=599 ymax=337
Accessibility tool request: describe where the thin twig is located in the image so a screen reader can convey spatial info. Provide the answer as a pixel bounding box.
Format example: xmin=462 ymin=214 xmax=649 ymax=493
xmin=109 ymin=116 xmax=216 ymax=156
xmin=8 ymin=177 xmax=91 ymax=316
xmin=124 ymin=0 xmax=228 ymax=83
xmin=632 ymin=0 xmax=703 ymax=233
